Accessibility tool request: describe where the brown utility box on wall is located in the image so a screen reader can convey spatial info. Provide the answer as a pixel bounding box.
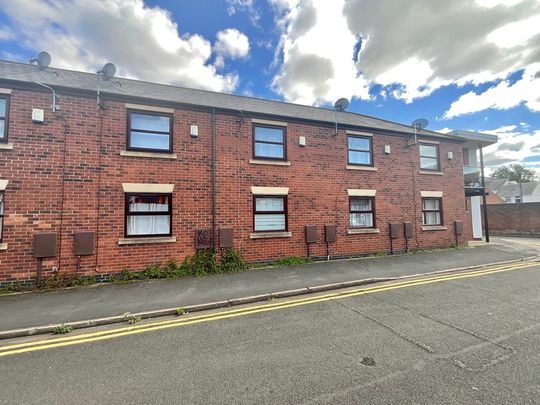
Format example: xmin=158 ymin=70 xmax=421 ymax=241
xmin=404 ymin=222 xmax=413 ymax=238
xmin=34 ymin=233 xmax=58 ymax=258
xmin=74 ymin=232 xmax=95 ymax=256
xmin=454 ymin=221 xmax=463 ymax=236
xmin=389 ymin=223 xmax=400 ymax=239
xmin=219 ymin=228 xmax=233 ymax=248
xmin=305 ymin=225 xmax=318 ymax=244
xmin=325 ymin=224 xmax=337 ymax=243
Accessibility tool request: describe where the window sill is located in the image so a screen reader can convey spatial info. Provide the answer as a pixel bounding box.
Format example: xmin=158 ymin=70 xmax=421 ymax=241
xmin=118 ymin=236 xmax=176 ymax=245
xmin=0 ymin=243 xmax=7 ymax=251
xmin=419 ymin=170 xmax=443 ymax=175
xmin=346 ymin=165 xmax=378 ymax=171
xmin=120 ymin=150 xmax=177 ymax=160
xmin=250 ymin=231 xmax=292 ymax=239
xmin=421 ymin=226 xmax=447 ymax=231
xmin=0 ymin=142 xmax=14 ymax=150
xmin=347 ymin=228 xmax=380 ymax=235
xmin=249 ymin=159 xmax=291 ymax=166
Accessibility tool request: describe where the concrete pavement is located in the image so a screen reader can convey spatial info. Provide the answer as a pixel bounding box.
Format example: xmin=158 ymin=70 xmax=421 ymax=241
xmin=0 ymin=236 xmax=538 ymax=332
xmin=1 ymin=258 xmax=539 ymax=403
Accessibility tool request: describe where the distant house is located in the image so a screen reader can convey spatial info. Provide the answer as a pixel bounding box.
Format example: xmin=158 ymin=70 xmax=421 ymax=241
xmin=486 ymin=178 xmax=540 ymax=204
xmin=485 ymin=188 xmax=505 ymax=205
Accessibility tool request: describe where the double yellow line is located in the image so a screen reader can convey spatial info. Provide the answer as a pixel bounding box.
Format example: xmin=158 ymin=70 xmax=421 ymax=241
xmin=0 ymin=260 xmax=537 ymax=358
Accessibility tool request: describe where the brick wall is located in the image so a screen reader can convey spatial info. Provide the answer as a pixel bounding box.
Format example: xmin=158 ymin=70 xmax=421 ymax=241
xmin=484 ymin=203 xmax=540 ymax=236
xmin=0 ymin=86 xmax=468 ymax=284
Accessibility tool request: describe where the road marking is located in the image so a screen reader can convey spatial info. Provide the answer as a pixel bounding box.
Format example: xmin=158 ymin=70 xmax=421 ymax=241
xmin=2 ymin=261 xmax=531 ymax=351
xmin=0 ymin=261 xmax=537 ymax=358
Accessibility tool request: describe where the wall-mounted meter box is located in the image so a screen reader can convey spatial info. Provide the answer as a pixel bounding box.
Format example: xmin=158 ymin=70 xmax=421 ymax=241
xmin=32 ymin=108 xmax=44 ymax=124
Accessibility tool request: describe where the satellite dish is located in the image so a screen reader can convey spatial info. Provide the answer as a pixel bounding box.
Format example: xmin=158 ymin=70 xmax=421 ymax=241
xmin=30 ymin=51 xmax=51 ymax=70
xmin=412 ymin=118 xmax=429 ymax=131
xmin=334 ymin=98 xmax=349 ymax=112
xmin=98 ymin=63 xmax=116 ymax=80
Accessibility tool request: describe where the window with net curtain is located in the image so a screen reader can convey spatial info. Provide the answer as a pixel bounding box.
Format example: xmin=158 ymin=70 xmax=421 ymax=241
xmin=254 ymin=196 xmax=287 ymax=231
xmin=349 ymin=197 xmax=374 ymax=228
xmin=422 ymin=198 xmax=442 ymax=225
xmin=125 ymin=194 xmax=171 ymax=237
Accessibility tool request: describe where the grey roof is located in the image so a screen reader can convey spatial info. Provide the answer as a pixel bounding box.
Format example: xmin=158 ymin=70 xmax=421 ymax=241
xmin=485 ymin=178 xmax=508 ymax=192
xmin=448 ymin=130 xmax=498 ymax=146
xmin=0 ymin=60 xmax=462 ymax=141
xmin=492 ymin=181 xmax=539 ymax=198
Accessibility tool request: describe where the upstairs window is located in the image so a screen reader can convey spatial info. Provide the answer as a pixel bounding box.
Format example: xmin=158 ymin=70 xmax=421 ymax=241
xmin=348 ymin=136 xmax=372 ymax=166
xmin=127 ymin=110 xmax=172 ymax=152
xmin=422 ymin=198 xmax=443 ymax=226
xmin=0 ymin=192 xmax=4 ymax=242
xmin=253 ymin=196 xmax=287 ymax=232
xmin=253 ymin=125 xmax=286 ymax=160
xmin=125 ymin=194 xmax=172 ymax=237
xmin=349 ymin=197 xmax=375 ymax=228
xmin=0 ymin=96 xmax=8 ymax=142
xmin=419 ymin=143 xmax=440 ymax=171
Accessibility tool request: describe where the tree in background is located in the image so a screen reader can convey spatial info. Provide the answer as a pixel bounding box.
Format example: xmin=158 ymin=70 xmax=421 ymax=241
xmin=492 ymin=164 xmax=536 ymax=182
xmin=492 ymin=164 xmax=537 ymax=203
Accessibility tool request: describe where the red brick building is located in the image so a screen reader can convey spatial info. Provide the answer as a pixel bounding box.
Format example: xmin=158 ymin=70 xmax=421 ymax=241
xmin=0 ymin=60 xmax=471 ymax=285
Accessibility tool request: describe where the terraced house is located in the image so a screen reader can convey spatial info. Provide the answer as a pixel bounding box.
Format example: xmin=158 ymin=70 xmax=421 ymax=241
xmin=0 ymin=58 xmax=496 ymax=286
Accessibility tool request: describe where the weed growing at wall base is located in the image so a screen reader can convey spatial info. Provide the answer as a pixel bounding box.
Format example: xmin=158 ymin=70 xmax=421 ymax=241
xmin=53 ymin=324 xmax=73 ymax=334
xmin=272 ymin=257 xmax=313 ymax=266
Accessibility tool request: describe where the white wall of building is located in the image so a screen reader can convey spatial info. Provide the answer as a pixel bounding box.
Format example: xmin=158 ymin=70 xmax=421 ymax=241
xmin=471 ymin=196 xmax=483 ymax=239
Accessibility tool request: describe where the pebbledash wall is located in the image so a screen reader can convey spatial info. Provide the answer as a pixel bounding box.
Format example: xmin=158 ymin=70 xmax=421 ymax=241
xmin=0 ymin=82 xmax=470 ymax=285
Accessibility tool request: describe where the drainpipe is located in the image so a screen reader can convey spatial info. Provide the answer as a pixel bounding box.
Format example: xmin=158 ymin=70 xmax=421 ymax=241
xmin=479 ymin=143 xmax=490 ymax=242
xmin=211 ymin=108 xmax=216 ymax=252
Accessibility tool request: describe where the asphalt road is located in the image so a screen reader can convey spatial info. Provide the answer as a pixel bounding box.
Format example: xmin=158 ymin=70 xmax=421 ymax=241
xmin=1 ymin=260 xmax=539 ymax=404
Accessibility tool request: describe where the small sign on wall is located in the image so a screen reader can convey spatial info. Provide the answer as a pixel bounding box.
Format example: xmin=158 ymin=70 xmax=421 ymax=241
xmin=195 ymin=229 xmax=211 ymax=249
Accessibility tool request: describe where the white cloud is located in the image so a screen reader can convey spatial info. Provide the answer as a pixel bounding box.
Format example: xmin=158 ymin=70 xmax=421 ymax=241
xmin=444 ymin=64 xmax=540 ymax=118
xmin=430 ymin=124 xmax=539 ymax=177
xmin=487 ymin=14 xmax=540 ymax=48
xmin=215 ymin=28 xmax=250 ymax=60
xmin=271 ymin=0 xmax=370 ymax=105
xmin=0 ymin=26 xmax=14 ymax=41
xmin=476 ymin=0 xmax=529 ymax=7
xmin=270 ymin=0 xmax=540 ymax=107
xmin=479 ymin=125 xmax=540 ymax=175
xmin=226 ymin=0 xmax=261 ymax=28
xmin=0 ymin=0 xmax=240 ymax=92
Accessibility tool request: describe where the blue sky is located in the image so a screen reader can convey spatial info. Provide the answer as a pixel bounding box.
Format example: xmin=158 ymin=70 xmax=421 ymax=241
xmin=1 ymin=0 xmax=539 ymax=174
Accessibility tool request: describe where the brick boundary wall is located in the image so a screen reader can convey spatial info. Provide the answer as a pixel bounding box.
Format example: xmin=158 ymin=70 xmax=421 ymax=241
xmin=483 ymin=202 xmax=540 ymax=237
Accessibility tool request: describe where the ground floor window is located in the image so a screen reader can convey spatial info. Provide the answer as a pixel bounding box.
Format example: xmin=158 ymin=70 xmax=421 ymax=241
xmin=349 ymin=197 xmax=375 ymax=228
xmin=253 ymin=196 xmax=287 ymax=231
xmin=0 ymin=192 xmax=4 ymax=242
xmin=125 ymin=193 xmax=172 ymax=237
xmin=422 ymin=197 xmax=442 ymax=225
